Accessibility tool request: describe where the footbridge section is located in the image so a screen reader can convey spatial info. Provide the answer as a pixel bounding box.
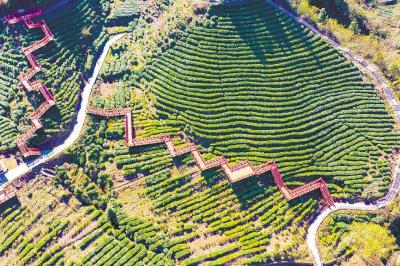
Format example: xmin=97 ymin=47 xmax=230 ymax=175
xmin=87 ymin=106 xmax=335 ymax=207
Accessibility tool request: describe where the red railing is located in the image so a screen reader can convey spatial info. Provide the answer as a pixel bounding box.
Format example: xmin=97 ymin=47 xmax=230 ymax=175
xmin=5 ymin=10 xmax=56 ymax=157
xmin=231 ymin=160 xmax=252 ymax=172
xmin=87 ymin=107 xmax=335 ymax=207
xmin=4 ymin=8 xmax=43 ymax=24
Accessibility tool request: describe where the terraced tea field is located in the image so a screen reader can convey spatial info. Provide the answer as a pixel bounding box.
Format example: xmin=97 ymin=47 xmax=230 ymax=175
xmin=0 ymin=23 xmax=28 ymax=152
xmin=139 ymin=0 xmax=400 ymax=201
xmin=0 ymin=0 xmax=109 ymax=152
xmin=0 ymin=172 xmax=176 ymax=265
xmin=82 ymin=97 xmax=316 ymax=264
xmin=1 ymin=0 xmax=400 ymax=265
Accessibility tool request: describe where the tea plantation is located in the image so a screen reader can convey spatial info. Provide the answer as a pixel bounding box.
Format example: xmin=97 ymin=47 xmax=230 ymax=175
xmin=0 ymin=0 xmax=109 ymax=152
xmin=138 ymin=0 xmax=400 ymax=201
xmin=0 ymin=0 xmax=399 ymax=265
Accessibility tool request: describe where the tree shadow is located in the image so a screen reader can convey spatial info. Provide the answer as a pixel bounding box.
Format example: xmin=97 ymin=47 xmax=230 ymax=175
xmin=230 ymin=171 xmax=277 ymax=210
xmin=201 ymin=168 xmax=231 ymax=186
xmin=309 ymin=0 xmax=351 ymax=26
xmin=0 ymin=172 xmax=8 ymax=186
xmin=390 ymin=216 xmax=400 ymax=245
xmin=218 ymin=0 xmax=327 ymax=73
xmin=0 ymin=196 xmax=21 ymax=214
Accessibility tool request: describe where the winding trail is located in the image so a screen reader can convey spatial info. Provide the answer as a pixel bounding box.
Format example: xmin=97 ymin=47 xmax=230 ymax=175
xmin=266 ymin=1 xmax=400 ymax=265
xmin=0 ymin=33 xmax=124 ymax=186
xmin=6 ymin=9 xmax=57 ymax=157
xmin=86 ymin=107 xmax=334 ymax=205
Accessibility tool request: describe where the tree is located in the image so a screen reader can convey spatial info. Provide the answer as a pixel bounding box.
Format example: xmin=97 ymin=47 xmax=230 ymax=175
xmin=55 ymin=167 xmax=68 ymax=182
xmin=79 ymin=152 xmax=86 ymax=165
xmin=60 ymin=193 xmax=71 ymax=203
xmin=97 ymin=173 xmax=108 ymax=189
xmin=318 ymin=8 xmax=328 ymax=23
xmin=374 ymin=49 xmax=387 ymax=72
xmin=344 ymin=222 xmax=396 ymax=262
xmin=349 ymin=19 xmax=361 ymax=34
xmin=81 ymin=27 xmax=91 ymax=37
xmin=388 ymin=60 xmax=400 ymax=79
xmin=107 ymin=206 xmax=119 ymax=227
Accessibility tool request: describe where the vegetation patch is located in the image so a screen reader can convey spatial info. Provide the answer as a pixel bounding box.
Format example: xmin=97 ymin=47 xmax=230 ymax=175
xmin=319 ymin=205 xmax=400 ymax=265
xmin=0 ymin=0 xmax=110 ymax=153
xmin=136 ymin=0 xmax=400 ymax=201
xmin=1 ymin=0 xmax=400 ymax=264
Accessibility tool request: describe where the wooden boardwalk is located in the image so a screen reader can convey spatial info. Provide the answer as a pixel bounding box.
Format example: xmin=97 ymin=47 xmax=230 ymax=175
xmin=87 ymin=107 xmax=334 ymax=206
xmin=5 ymin=9 xmax=56 ymax=157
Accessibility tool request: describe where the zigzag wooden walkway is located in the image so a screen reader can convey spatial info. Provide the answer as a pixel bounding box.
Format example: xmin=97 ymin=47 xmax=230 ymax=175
xmin=87 ymin=107 xmax=334 ymax=206
xmin=5 ymin=9 xmax=56 ymax=157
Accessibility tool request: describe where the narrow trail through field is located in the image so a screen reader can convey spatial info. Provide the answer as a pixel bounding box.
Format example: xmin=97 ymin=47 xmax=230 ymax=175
xmin=266 ymin=1 xmax=400 ymax=265
xmin=0 ymin=33 xmax=125 ymax=186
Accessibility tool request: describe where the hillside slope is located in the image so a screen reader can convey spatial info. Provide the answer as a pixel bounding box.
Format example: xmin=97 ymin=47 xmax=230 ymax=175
xmin=138 ymin=0 xmax=400 ymax=200
xmin=0 ymin=0 xmax=109 ymax=152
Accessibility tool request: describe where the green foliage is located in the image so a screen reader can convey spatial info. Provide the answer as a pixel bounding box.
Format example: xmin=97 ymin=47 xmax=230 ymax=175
xmin=318 ymin=8 xmax=328 ymax=22
xmin=0 ymin=24 xmax=25 ymax=152
xmin=139 ymin=0 xmax=399 ymax=199
xmin=2 ymin=0 xmax=398 ymax=265
xmin=107 ymin=206 xmax=119 ymax=227
xmin=346 ymin=222 xmax=396 ymax=260
xmin=349 ymin=19 xmax=361 ymax=34
xmin=0 ymin=0 xmax=110 ymax=151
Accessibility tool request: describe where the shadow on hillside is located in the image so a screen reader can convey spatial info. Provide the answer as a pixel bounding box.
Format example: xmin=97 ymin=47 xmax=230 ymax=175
xmin=390 ymin=216 xmax=400 ymax=246
xmin=201 ymin=167 xmax=231 ymax=185
xmin=220 ymin=0 xmax=325 ymax=70
xmin=223 ymin=1 xmax=288 ymax=65
xmin=229 ymin=169 xmax=326 ymax=214
xmin=0 ymin=196 xmax=21 ymax=214
xmin=0 ymin=173 xmax=7 ymax=186
xmin=230 ymin=171 xmax=277 ymax=210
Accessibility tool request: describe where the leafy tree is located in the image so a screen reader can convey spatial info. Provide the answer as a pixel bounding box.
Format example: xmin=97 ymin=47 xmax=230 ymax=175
xmin=349 ymin=19 xmax=361 ymax=34
xmin=55 ymin=167 xmax=68 ymax=182
xmin=97 ymin=173 xmax=108 ymax=189
xmin=373 ymin=49 xmax=387 ymax=72
xmin=107 ymin=206 xmax=119 ymax=227
xmin=60 ymin=193 xmax=71 ymax=203
xmin=344 ymin=222 xmax=396 ymax=262
xmin=318 ymin=8 xmax=328 ymax=23
xmin=79 ymin=152 xmax=86 ymax=165
xmin=388 ymin=60 xmax=400 ymax=79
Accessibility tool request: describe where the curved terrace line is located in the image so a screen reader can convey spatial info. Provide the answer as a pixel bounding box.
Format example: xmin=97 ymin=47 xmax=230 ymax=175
xmin=87 ymin=106 xmax=334 ymax=206
xmin=265 ymin=1 xmax=400 ymax=265
xmin=0 ymin=3 xmax=398 ymax=265
xmin=5 ymin=9 xmax=56 ymax=157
